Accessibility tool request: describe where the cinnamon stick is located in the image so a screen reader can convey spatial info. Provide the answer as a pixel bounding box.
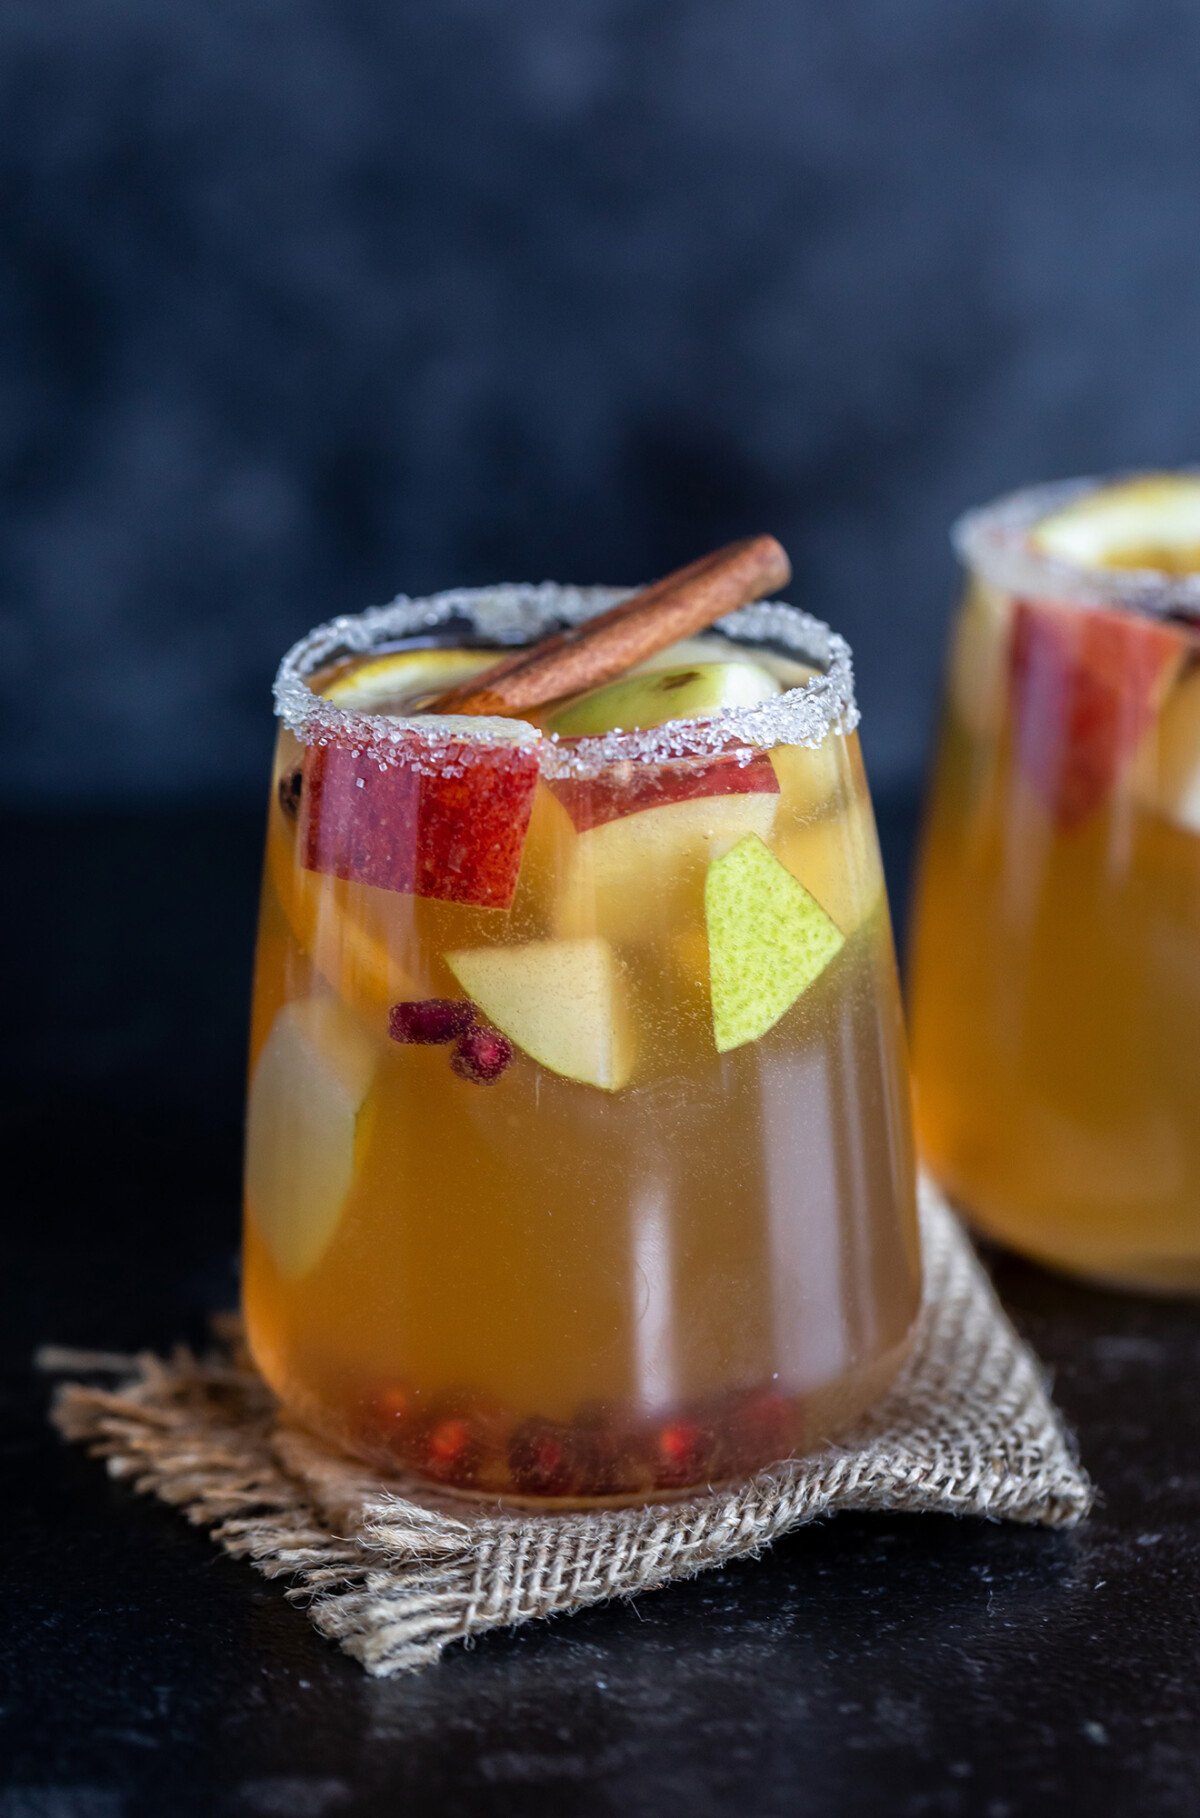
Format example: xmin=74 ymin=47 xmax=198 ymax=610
xmin=426 ymin=535 xmax=791 ymax=718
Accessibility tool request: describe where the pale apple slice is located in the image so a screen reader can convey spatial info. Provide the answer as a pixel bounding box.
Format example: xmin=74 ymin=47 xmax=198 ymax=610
xmin=1030 ymin=474 xmax=1200 ymax=574
xmin=552 ymin=788 xmax=780 ymax=943
xmin=323 ymin=646 xmax=507 ymax=714
xmin=546 ymin=659 xmax=780 ymax=737
xmin=706 ymin=834 xmax=845 ymax=1052
xmin=768 ymin=739 xmax=842 ymax=822
xmin=246 ymin=997 xmax=377 ymax=1279
xmin=1133 ymin=662 xmax=1200 ymax=834
xmin=771 ymin=807 xmax=886 ymax=936
xmin=445 ymin=937 xmax=636 ymax=1089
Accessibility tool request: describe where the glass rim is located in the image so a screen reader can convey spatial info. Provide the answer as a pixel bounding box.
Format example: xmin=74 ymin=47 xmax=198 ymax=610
xmin=953 ymin=473 xmax=1200 ymax=619
xmin=272 ymin=583 xmax=859 ymax=779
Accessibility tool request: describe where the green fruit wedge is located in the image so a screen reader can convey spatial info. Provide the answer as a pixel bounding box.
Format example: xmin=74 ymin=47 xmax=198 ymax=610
xmin=547 ymin=660 xmax=780 ymax=737
xmin=705 ymin=834 xmax=845 ymax=1052
xmin=445 ymin=936 xmax=636 ymax=1089
xmin=1031 ymin=473 xmax=1200 ymax=574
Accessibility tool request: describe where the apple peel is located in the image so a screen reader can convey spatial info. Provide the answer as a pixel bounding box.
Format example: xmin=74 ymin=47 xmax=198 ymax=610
xmin=301 ymin=729 xmax=541 ymax=909
xmin=1009 ymin=600 xmax=1188 ymax=828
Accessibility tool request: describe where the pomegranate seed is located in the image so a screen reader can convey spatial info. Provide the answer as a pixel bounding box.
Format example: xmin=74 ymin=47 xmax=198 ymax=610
xmin=652 ymin=1420 xmax=711 ymax=1490
xmin=451 ymin=1025 xmax=513 ymax=1084
xmin=389 ymin=999 xmax=476 ymax=1045
xmin=373 ymin=1386 xmax=412 ymax=1427
xmin=508 ymin=1419 xmax=575 ymax=1496
xmin=421 ymin=1414 xmax=479 ymax=1484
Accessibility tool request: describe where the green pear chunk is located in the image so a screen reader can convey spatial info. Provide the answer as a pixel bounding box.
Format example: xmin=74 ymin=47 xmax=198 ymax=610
xmin=705 ymin=834 xmax=845 ymax=1052
xmin=445 ymin=937 xmax=637 ymax=1090
xmin=246 ymin=997 xmax=377 ymax=1279
xmin=547 ymin=660 xmax=780 ymax=737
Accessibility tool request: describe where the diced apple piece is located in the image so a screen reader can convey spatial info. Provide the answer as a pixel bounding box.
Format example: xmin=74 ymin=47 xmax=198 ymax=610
xmin=769 ymin=740 xmax=841 ymax=822
xmin=705 ymin=835 xmax=845 ymax=1053
xmin=301 ymin=722 xmax=542 ymax=909
xmin=1009 ymin=600 xmax=1187 ymax=828
xmin=445 ymin=937 xmax=636 ymax=1090
xmin=551 ymin=749 xmax=779 ymax=834
xmin=1134 ymin=662 xmax=1200 ymax=834
xmin=546 ymin=660 xmax=780 ymax=738
xmin=1030 ymin=474 xmax=1200 ymax=575
xmin=246 ymin=998 xmax=377 ymax=1279
xmin=323 ymin=647 xmax=507 ymax=714
xmin=268 ymin=808 xmax=421 ymax=1016
xmin=552 ymin=785 xmax=780 ymax=944
xmin=771 ymin=808 xmax=885 ymax=936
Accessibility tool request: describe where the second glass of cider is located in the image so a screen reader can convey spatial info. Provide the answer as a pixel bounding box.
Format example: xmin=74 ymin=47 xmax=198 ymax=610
xmin=911 ymin=474 xmax=1200 ymax=1292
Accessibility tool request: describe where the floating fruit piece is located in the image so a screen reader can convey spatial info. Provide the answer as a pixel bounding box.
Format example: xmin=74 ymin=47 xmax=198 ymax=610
xmin=551 ymin=749 xmax=778 ymax=834
xmin=418 ymin=1411 xmax=481 ymax=1485
xmin=445 ymin=937 xmax=637 ymax=1090
xmin=768 ymin=739 xmax=841 ymax=822
xmin=507 ymin=1418 xmax=579 ymax=1496
xmin=546 ymin=659 xmax=780 ymax=738
xmin=1009 ymin=600 xmax=1188 ymax=827
xmin=705 ymin=834 xmax=845 ymax=1053
xmin=301 ymin=722 xmax=542 ymax=909
xmin=269 ymin=812 xmax=416 ymax=1017
xmin=1030 ymin=473 xmax=1200 ymax=574
xmin=551 ymin=761 xmax=780 ymax=945
xmin=771 ymin=807 xmax=886 ymax=937
xmin=322 ymin=646 xmax=507 ymax=714
xmin=450 ymin=1024 xmax=513 ymax=1085
xmin=650 ymin=1419 xmax=712 ymax=1490
xmin=388 ymin=998 xmax=476 ymax=1045
xmin=245 ymin=997 xmax=376 ymax=1280
xmin=1133 ymin=660 xmax=1200 ymax=834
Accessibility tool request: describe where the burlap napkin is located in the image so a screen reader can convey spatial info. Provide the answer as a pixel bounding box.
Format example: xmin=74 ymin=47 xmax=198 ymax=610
xmin=45 ymin=1178 xmax=1091 ymax=1676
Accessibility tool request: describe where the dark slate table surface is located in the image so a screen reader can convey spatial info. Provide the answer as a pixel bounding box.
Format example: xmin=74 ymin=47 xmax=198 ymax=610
xmin=3 ymin=797 xmax=1198 ymax=1818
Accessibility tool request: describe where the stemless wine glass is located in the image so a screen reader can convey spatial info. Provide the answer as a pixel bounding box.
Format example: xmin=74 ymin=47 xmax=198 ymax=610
xmin=244 ymin=584 xmax=921 ymax=1504
xmin=911 ymin=479 xmax=1200 ymax=1292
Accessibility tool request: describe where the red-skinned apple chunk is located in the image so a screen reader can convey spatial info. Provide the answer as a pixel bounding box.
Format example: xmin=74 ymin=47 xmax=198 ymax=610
xmin=301 ymin=733 xmax=541 ymax=910
xmin=1009 ymin=600 xmax=1187 ymax=828
xmin=551 ymin=750 xmax=779 ymax=832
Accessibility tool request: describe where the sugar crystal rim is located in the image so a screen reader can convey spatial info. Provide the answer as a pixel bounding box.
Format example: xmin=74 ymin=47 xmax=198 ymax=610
xmin=273 ymin=583 xmax=859 ymax=777
xmin=953 ymin=474 xmax=1200 ymax=617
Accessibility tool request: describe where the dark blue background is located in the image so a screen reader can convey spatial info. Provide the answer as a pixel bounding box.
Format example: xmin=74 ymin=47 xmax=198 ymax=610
xmin=5 ymin=0 xmax=1200 ymax=805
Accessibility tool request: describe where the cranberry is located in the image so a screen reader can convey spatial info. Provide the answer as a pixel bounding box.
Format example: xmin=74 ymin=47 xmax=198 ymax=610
xmin=420 ymin=1414 xmax=480 ymax=1485
xmin=388 ymin=999 xmax=476 ymax=1045
xmin=651 ymin=1419 xmax=712 ymax=1491
xmin=508 ymin=1419 xmax=577 ymax=1497
xmin=451 ymin=1025 xmax=513 ymax=1084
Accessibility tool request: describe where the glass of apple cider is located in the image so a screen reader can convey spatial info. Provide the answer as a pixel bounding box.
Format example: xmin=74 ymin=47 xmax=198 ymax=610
xmin=911 ymin=475 xmax=1200 ymax=1294
xmin=244 ymin=583 xmax=921 ymax=1504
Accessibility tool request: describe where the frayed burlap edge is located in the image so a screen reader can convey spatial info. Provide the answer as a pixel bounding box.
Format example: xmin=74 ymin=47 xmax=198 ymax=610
xmin=43 ymin=1179 xmax=1091 ymax=1676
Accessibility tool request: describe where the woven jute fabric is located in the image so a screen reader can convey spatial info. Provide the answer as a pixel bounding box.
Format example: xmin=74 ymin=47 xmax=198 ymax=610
xmin=46 ymin=1179 xmax=1091 ymax=1677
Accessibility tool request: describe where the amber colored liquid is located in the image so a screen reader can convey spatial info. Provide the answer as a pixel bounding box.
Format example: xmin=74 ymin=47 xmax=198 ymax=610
xmin=911 ymin=587 xmax=1200 ymax=1292
xmin=243 ymin=645 xmax=920 ymax=1502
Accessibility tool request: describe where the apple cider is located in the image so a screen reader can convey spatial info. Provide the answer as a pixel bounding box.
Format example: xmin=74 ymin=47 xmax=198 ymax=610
xmin=911 ymin=476 xmax=1200 ymax=1292
xmin=244 ymin=586 xmax=921 ymax=1503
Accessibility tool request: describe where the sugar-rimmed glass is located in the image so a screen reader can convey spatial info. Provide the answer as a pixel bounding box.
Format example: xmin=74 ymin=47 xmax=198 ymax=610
xmin=911 ymin=479 xmax=1200 ymax=1292
xmin=245 ymin=584 xmax=922 ymax=1503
